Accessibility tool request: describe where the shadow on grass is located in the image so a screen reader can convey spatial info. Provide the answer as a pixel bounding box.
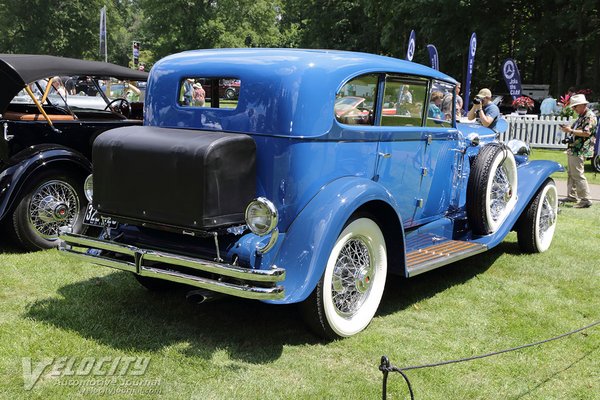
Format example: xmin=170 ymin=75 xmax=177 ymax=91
xmin=25 ymin=241 xmax=514 ymax=362
xmin=511 ymin=343 xmax=600 ymax=400
xmin=378 ymin=241 xmax=510 ymax=316
xmin=0 ymin=242 xmax=23 ymax=254
xmin=25 ymin=271 xmax=316 ymax=363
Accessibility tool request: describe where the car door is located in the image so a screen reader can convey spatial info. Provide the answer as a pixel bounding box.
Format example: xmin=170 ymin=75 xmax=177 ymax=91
xmin=376 ymin=76 xmax=460 ymax=227
xmin=376 ymin=76 xmax=429 ymax=227
xmin=417 ymin=80 xmax=461 ymax=223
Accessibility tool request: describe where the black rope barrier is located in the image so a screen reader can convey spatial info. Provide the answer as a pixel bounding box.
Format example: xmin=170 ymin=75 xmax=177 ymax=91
xmin=380 ymin=319 xmax=600 ymax=400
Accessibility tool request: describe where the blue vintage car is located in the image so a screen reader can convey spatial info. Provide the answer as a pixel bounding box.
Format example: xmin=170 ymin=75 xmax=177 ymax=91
xmin=59 ymin=49 xmax=562 ymax=339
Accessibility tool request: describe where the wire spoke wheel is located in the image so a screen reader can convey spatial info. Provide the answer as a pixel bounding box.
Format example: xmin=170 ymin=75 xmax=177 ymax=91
xmin=489 ymin=164 xmax=513 ymax=223
xmin=467 ymin=144 xmax=518 ymax=235
xmin=518 ymin=179 xmax=558 ymax=253
xmin=28 ymin=180 xmax=80 ymax=240
xmin=301 ymin=216 xmax=387 ymax=339
xmin=331 ymin=238 xmax=374 ymax=317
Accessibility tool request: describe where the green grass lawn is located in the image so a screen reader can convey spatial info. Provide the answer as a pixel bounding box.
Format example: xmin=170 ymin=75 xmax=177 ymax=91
xmin=530 ymin=148 xmax=600 ymax=185
xmin=1 ymin=210 xmax=599 ymax=399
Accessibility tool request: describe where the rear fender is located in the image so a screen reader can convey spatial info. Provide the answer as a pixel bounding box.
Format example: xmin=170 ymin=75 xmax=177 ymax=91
xmin=0 ymin=144 xmax=90 ymax=221
xmin=266 ymin=176 xmax=405 ymax=304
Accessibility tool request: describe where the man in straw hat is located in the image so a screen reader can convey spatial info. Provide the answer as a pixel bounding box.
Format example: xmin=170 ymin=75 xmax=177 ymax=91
xmin=559 ymin=93 xmax=597 ymax=208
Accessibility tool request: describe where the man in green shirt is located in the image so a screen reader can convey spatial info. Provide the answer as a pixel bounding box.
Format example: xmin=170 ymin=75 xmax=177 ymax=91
xmin=560 ymin=94 xmax=597 ymax=208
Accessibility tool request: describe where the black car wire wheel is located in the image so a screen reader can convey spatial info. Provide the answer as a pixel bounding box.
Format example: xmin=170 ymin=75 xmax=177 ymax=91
xmin=27 ymin=179 xmax=81 ymax=239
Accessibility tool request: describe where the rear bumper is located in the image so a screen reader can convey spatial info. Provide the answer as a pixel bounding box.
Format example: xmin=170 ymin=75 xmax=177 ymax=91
xmin=59 ymin=232 xmax=285 ymax=300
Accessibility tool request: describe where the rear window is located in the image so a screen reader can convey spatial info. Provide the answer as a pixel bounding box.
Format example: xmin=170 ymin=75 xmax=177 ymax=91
xmin=178 ymin=77 xmax=240 ymax=109
xmin=335 ymin=74 xmax=379 ymax=125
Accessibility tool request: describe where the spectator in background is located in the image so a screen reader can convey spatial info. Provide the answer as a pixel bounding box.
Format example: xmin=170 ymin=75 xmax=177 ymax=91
xmin=559 ymin=94 xmax=596 ymax=208
xmin=62 ymin=76 xmax=76 ymax=95
xmin=193 ymin=82 xmax=206 ymax=106
xmin=428 ymin=91 xmax=444 ymax=120
xmin=455 ymin=83 xmax=463 ymax=118
xmin=441 ymin=83 xmax=462 ymax=120
xmin=441 ymin=91 xmax=453 ymax=120
xmin=50 ymin=76 xmax=67 ymax=97
xmin=467 ymin=88 xmax=500 ymax=130
xmin=540 ymin=95 xmax=559 ymax=115
xmin=396 ymin=85 xmax=413 ymax=115
xmin=182 ymin=78 xmax=194 ymax=106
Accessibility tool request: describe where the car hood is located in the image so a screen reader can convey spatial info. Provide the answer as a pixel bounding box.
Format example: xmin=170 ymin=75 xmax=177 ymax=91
xmin=0 ymin=54 xmax=148 ymax=113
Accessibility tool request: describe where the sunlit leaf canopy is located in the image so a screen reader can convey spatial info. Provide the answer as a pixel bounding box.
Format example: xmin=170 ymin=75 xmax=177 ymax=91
xmin=0 ymin=0 xmax=598 ymax=98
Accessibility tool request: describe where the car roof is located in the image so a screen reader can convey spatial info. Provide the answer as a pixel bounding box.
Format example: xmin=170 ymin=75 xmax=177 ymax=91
xmin=147 ymin=48 xmax=457 ymax=136
xmin=0 ymin=54 xmax=148 ymax=112
xmin=158 ymin=48 xmax=455 ymax=82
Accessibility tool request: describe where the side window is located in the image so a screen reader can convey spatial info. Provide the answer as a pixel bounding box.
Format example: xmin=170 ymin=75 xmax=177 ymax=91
xmin=335 ymin=74 xmax=378 ymax=125
xmin=380 ymin=77 xmax=427 ymax=127
xmin=426 ymin=80 xmax=454 ymax=128
xmin=178 ymin=77 xmax=240 ymax=109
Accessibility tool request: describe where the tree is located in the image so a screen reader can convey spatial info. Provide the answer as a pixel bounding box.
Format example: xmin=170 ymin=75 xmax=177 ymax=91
xmin=138 ymin=0 xmax=292 ymax=60
xmin=0 ymin=0 xmax=141 ymax=66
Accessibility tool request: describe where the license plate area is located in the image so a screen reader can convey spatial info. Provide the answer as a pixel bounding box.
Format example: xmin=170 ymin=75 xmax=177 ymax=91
xmin=83 ymin=203 xmax=119 ymax=228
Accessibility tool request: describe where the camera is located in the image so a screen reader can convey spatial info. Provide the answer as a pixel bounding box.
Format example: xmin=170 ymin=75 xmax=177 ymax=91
xmin=473 ymin=97 xmax=481 ymax=105
xmin=561 ymin=136 xmax=574 ymax=145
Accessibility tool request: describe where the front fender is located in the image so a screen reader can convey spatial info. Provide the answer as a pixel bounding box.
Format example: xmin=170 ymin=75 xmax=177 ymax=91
xmin=472 ymin=159 xmax=564 ymax=248
xmin=266 ymin=176 xmax=404 ymax=304
xmin=0 ymin=144 xmax=91 ymax=221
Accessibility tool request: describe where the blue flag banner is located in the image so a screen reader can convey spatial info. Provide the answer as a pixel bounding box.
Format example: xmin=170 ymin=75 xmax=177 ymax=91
xmin=99 ymin=6 xmax=107 ymax=62
xmin=406 ymin=30 xmax=416 ymax=61
xmin=463 ymin=32 xmax=477 ymax=113
xmin=502 ymin=58 xmax=522 ymax=100
xmin=426 ymin=44 xmax=438 ymax=70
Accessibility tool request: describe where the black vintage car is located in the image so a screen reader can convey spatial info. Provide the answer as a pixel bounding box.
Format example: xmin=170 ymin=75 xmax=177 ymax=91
xmin=0 ymin=54 xmax=147 ymax=250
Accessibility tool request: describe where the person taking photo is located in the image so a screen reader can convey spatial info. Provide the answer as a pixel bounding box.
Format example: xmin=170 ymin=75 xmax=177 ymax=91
xmin=559 ymin=94 xmax=596 ymax=208
xmin=467 ymin=88 xmax=500 ymax=130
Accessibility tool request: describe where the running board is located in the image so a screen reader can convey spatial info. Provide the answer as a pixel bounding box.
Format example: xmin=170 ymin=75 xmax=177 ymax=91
xmin=405 ymin=240 xmax=487 ymax=277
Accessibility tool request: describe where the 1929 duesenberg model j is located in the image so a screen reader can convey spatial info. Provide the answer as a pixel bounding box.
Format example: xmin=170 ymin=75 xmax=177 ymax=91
xmin=59 ymin=49 xmax=562 ymax=339
xmin=0 ymin=54 xmax=147 ymax=250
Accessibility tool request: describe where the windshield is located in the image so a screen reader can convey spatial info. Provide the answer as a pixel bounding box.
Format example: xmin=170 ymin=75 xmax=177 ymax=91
xmin=10 ymin=76 xmax=145 ymax=111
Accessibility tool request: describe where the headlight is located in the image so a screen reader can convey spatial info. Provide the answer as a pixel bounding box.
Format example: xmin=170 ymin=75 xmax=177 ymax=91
xmin=245 ymin=197 xmax=278 ymax=236
xmin=84 ymin=174 xmax=93 ymax=202
xmin=507 ymin=139 xmax=530 ymax=156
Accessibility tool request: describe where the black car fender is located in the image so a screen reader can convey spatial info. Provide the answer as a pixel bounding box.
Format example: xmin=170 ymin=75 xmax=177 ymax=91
xmin=0 ymin=144 xmax=91 ymax=222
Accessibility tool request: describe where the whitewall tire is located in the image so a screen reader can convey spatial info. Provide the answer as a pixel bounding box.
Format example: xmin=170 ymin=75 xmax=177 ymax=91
xmin=517 ymin=179 xmax=558 ymax=253
xmin=301 ymin=217 xmax=387 ymax=339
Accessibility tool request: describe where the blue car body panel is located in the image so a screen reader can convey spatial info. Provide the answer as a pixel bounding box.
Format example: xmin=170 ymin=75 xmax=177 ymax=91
xmin=62 ymin=48 xmax=562 ymax=306
xmin=145 ymin=48 xmax=456 ymax=137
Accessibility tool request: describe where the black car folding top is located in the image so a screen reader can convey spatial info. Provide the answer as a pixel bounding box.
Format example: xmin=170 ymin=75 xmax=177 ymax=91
xmin=0 ymin=54 xmax=147 ymax=251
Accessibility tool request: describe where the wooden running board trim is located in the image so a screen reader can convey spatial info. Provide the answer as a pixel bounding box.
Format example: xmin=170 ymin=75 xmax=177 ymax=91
xmin=406 ymin=240 xmax=487 ymax=277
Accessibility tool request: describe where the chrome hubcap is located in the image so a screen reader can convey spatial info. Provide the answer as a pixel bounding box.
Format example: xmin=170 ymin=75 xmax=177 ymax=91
xmin=539 ymin=193 xmax=556 ymax=240
xmin=331 ymin=238 xmax=373 ymax=317
xmin=490 ymin=164 xmax=512 ymax=222
xmin=28 ymin=180 xmax=80 ymax=239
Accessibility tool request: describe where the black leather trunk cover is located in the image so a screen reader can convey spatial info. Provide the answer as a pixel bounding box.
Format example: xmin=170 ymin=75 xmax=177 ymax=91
xmin=93 ymin=126 xmax=256 ymax=230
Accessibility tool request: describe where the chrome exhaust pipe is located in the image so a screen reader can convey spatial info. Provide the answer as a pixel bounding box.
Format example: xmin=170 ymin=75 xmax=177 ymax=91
xmin=186 ymin=289 xmax=224 ymax=304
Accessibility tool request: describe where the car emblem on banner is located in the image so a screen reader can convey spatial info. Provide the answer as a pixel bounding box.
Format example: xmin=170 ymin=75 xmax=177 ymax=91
xmin=406 ymin=30 xmax=416 ymax=61
xmin=501 ymin=58 xmax=522 ymax=99
xmin=470 ymin=35 xmax=477 ymax=57
xmin=503 ymin=61 xmax=515 ymax=79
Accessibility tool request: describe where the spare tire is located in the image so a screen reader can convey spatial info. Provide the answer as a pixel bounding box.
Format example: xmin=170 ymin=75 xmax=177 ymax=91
xmin=467 ymin=143 xmax=518 ymax=235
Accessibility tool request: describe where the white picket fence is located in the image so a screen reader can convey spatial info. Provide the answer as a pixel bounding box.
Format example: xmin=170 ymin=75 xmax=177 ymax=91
xmin=499 ymin=114 xmax=575 ymax=149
